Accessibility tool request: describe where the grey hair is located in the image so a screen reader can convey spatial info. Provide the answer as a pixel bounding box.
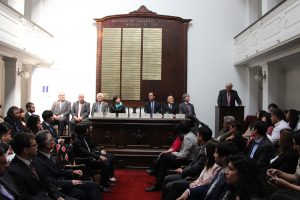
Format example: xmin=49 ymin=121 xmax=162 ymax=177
xmin=223 ymin=116 xmax=235 ymax=124
xmin=182 ymin=93 xmax=190 ymax=101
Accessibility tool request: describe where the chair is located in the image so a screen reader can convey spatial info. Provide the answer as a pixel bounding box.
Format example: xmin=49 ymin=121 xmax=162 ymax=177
xmin=74 ymin=157 xmax=102 ymax=181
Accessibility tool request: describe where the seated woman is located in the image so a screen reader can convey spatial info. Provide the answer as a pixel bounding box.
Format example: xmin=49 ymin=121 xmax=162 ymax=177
xmin=109 ymin=95 xmax=126 ymax=113
xmin=26 ymin=114 xmax=43 ymax=135
xmin=286 ymin=109 xmax=300 ymax=131
xmin=267 ymin=130 xmax=300 ymax=200
xmin=174 ymin=140 xmax=220 ymax=200
xmin=224 ymin=154 xmax=266 ymax=199
xmin=269 ymin=129 xmax=299 ymax=174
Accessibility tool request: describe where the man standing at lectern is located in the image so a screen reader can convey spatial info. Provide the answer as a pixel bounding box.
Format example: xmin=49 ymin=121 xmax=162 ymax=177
xmin=217 ymin=82 xmax=242 ymax=106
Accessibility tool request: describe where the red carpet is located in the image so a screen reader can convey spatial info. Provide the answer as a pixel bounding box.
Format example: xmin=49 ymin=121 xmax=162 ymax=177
xmin=103 ymin=169 xmax=161 ymax=200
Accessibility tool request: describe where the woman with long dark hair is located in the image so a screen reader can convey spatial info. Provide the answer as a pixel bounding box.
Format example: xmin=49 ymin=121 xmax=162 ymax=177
xmin=286 ymin=109 xmax=300 ymax=131
xmin=26 ymin=114 xmax=43 ymax=134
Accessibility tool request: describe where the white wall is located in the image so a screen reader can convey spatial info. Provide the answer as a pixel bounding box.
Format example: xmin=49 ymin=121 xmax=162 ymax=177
xmin=28 ymin=0 xmax=248 ymax=134
xmin=285 ymin=65 xmax=300 ymax=110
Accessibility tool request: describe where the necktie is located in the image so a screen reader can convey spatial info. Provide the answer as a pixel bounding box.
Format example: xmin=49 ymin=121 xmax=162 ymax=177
xmin=186 ymin=104 xmax=190 ymax=114
xmin=0 ymin=184 xmax=14 ymax=200
xmin=227 ymin=92 xmax=231 ymax=106
xmin=83 ymin=139 xmax=91 ymax=152
xmin=78 ymin=103 xmax=82 ymax=118
xmin=151 ymin=102 xmax=154 ymax=113
xmin=98 ymin=102 xmax=102 ymax=112
xmin=29 ymin=162 xmax=40 ymax=180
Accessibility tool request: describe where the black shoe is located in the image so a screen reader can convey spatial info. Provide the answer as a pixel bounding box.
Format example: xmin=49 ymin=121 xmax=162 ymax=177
xmin=99 ymin=185 xmax=112 ymax=193
xmin=146 ymin=169 xmax=154 ymax=175
xmin=145 ymin=186 xmax=160 ymax=192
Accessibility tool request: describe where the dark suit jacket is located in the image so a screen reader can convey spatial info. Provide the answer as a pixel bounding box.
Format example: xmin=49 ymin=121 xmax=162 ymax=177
xmin=217 ymin=89 xmax=242 ymax=106
xmin=144 ymin=101 xmax=161 ymax=113
xmin=24 ymin=112 xmax=32 ymax=123
xmin=34 ymin=152 xmax=74 ymax=190
xmin=181 ymin=146 xmax=206 ymax=177
xmin=247 ymin=136 xmax=275 ymax=172
xmin=269 ymin=150 xmax=299 ymax=174
xmin=8 ymin=156 xmax=63 ymax=200
xmin=0 ymin=172 xmax=19 ymax=199
xmin=109 ymin=104 xmax=126 ymax=113
xmin=71 ymin=101 xmax=90 ymax=119
xmin=73 ymin=136 xmax=99 ymax=159
xmin=162 ymin=103 xmax=179 ymax=114
xmin=178 ymin=102 xmax=195 ymax=116
xmin=91 ymin=101 xmax=108 ymax=117
xmin=0 ymin=142 xmax=9 ymax=152
xmin=42 ymin=122 xmax=59 ymax=141
xmin=4 ymin=116 xmax=31 ymax=136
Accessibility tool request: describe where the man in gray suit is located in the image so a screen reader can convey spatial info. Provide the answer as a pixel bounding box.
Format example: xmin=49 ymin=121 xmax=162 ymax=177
xmin=51 ymin=92 xmax=71 ymax=136
xmin=70 ymin=93 xmax=90 ymax=133
xmin=179 ymin=93 xmax=196 ymax=116
xmin=91 ymin=93 xmax=109 ymax=117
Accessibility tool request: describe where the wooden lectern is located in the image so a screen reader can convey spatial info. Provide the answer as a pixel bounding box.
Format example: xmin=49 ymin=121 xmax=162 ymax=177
xmin=215 ymin=106 xmax=244 ymax=137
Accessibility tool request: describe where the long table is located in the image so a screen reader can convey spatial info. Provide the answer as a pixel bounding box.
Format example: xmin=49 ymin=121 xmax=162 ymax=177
xmin=89 ymin=117 xmax=188 ymax=168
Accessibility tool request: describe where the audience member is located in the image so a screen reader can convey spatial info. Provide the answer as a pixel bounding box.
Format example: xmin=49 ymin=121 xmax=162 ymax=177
xmin=179 ymin=93 xmax=195 ymax=116
xmin=51 ymin=92 xmax=71 ymax=136
xmin=4 ymin=106 xmax=31 ymax=136
xmin=224 ymin=154 xmax=266 ymax=199
xmin=73 ymin=123 xmax=113 ymax=193
xmin=177 ymin=141 xmax=238 ymax=200
xmin=257 ymin=110 xmax=274 ymax=135
xmin=162 ymin=95 xmax=179 ymax=115
xmin=19 ymin=108 xmax=27 ymax=126
xmin=175 ymin=140 xmax=220 ymax=200
xmin=109 ymin=95 xmax=126 ymax=114
xmin=269 ymin=129 xmax=299 ymax=174
xmin=144 ymin=91 xmax=161 ymax=114
xmin=145 ymin=121 xmax=198 ymax=191
xmin=42 ymin=110 xmax=59 ymax=143
xmin=91 ymin=93 xmax=109 ymax=117
xmin=268 ymin=103 xmax=279 ymax=113
xmin=24 ymin=102 xmax=35 ymax=123
xmin=286 ymin=109 xmax=300 ymax=131
xmin=247 ymin=121 xmax=275 ymax=173
xmin=223 ymin=120 xmax=247 ymax=152
xmin=216 ymin=116 xmax=235 ymax=140
xmin=8 ymin=132 xmax=72 ymax=200
xmin=162 ymin=127 xmax=213 ymax=200
xmin=217 ymin=82 xmax=242 ymax=106
xmin=34 ymin=130 xmax=101 ymax=200
xmin=268 ymin=109 xmax=290 ymax=144
xmin=0 ymin=122 xmax=13 ymax=153
xmin=26 ymin=114 xmax=43 ymax=135
xmin=70 ymin=93 xmax=90 ymax=134
xmin=267 ymin=130 xmax=300 ymax=200
xmin=0 ymin=147 xmax=19 ymax=199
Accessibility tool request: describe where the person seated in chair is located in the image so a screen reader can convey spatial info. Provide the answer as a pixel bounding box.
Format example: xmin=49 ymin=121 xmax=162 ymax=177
xmin=73 ymin=123 xmax=114 ymax=193
xmin=42 ymin=110 xmax=60 ymax=143
xmin=144 ymin=91 xmax=161 ymax=114
xmin=24 ymin=102 xmax=35 ymax=123
xmin=4 ymin=106 xmax=31 ymax=136
xmin=70 ymin=93 xmax=90 ymax=134
xmin=34 ymin=130 xmax=101 ymax=200
xmin=162 ymin=95 xmax=179 ymax=115
xmin=109 ymin=95 xmax=126 ymax=114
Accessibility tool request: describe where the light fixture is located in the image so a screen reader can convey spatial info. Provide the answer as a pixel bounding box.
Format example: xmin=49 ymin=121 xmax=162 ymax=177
xmin=254 ymin=69 xmax=266 ymax=81
xmin=17 ymin=68 xmax=30 ymax=79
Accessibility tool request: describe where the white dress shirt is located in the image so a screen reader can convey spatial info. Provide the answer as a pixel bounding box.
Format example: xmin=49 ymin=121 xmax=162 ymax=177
xmin=267 ymin=120 xmax=290 ymax=144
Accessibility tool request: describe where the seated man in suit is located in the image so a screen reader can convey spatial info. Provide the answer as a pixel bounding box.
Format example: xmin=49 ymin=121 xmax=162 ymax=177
xmin=34 ymin=130 xmax=101 ymax=200
xmin=144 ymin=91 xmax=161 ymax=114
xmin=247 ymin=121 xmax=275 ymax=173
xmin=217 ymin=82 xmax=242 ymax=106
xmin=179 ymin=93 xmax=196 ymax=116
xmin=4 ymin=106 xmax=31 ymax=136
xmin=162 ymin=95 xmax=179 ymax=115
xmin=8 ymin=132 xmax=75 ymax=200
xmin=91 ymin=93 xmax=109 ymax=117
xmin=0 ymin=147 xmax=19 ymax=199
xmin=25 ymin=102 xmax=35 ymax=123
xmin=73 ymin=123 xmax=114 ymax=193
xmin=70 ymin=93 xmax=90 ymax=134
xmin=51 ymin=92 xmax=72 ymax=136
xmin=162 ymin=125 xmax=213 ymax=200
xmin=42 ymin=110 xmax=59 ymax=143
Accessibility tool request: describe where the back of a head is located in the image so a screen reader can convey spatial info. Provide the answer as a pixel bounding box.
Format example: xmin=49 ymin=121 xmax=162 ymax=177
xmin=216 ymin=141 xmax=238 ymax=157
xmin=11 ymin=132 xmax=35 ymax=155
xmin=272 ymin=109 xmax=286 ymax=121
xmin=198 ymin=126 xmax=212 ymax=142
xmin=42 ymin=110 xmax=53 ymax=121
xmin=253 ymin=121 xmax=268 ymax=136
xmin=177 ymin=121 xmax=191 ymax=134
xmin=75 ymin=123 xmax=88 ymax=136
xmin=0 ymin=122 xmax=12 ymax=136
